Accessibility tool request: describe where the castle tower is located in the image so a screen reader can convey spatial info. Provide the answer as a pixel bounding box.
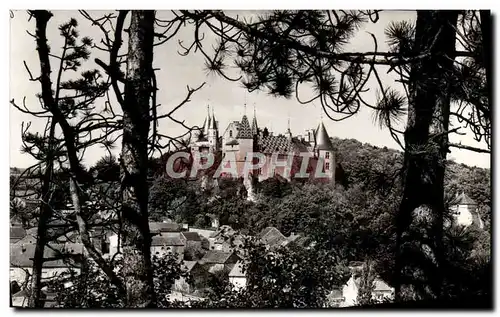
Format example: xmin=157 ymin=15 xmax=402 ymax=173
xmin=236 ymin=114 xmax=254 ymax=178
xmin=208 ymin=107 xmax=218 ymax=152
xmin=202 ymin=105 xmax=212 ymax=138
xmin=314 ymin=121 xmax=335 ymax=181
xmin=251 ymin=104 xmax=259 ymax=137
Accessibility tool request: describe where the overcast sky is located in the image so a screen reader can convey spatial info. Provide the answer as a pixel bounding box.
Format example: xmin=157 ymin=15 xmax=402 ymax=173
xmin=10 ymin=10 xmax=491 ymax=169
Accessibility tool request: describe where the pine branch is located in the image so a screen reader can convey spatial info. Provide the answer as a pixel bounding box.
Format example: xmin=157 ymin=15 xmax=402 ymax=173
xmin=449 ymin=143 xmax=490 ymax=154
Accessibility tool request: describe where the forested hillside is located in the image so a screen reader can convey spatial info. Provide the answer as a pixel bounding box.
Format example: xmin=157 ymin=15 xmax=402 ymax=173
xmin=331 ymin=137 xmax=491 ymax=226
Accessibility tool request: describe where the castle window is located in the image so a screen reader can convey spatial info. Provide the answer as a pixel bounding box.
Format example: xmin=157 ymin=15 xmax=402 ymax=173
xmin=325 ymin=152 xmax=330 ymax=159
xmin=325 ymin=162 xmax=330 ymax=170
xmin=229 ymin=130 xmax=233 ymax=138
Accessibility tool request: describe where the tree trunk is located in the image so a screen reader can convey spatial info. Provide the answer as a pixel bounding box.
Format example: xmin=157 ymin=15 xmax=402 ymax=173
xmin=120 ymin=10 xmax=156 ymax=308
xmin=28 ymin=122 xmax=55 ymax=308
xmin=394 ymin=10 xmax=458 ymax=301
xmin=28 ymin=10 xmax=56 ymax=307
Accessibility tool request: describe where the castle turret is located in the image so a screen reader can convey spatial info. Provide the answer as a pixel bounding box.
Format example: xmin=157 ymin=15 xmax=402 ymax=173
xmin=208 ymin=107 xmax=218 ymax=151
xmin=236 ymin=114 xmax=254 ymax=177
xmin=251 ymin=104 xmax=259 ymax=137
xmin=314 ymin=121 xmax=335 ymax=180
xmin=203 ymin=105 xmax=211 ymax=137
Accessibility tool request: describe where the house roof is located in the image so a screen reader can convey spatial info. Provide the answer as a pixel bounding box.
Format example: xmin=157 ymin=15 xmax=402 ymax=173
xmin=26 ymin=227 xmax=38 ymax=236
xmin=149 ymin=222 xmax=181 ymax=233
xmin=256 ymin=134 xmax=313 ymax=155
xmin=10 ymin=243 xmax=83 ymax=268
xmin=151 ymin=235 xmax=185 ymax=246
xmin=188 ymin=227 xmax=216 ymax=239
xmin=13 ymin=234 xmax=37 ymax=246
xmin=211 ymin=225 xmax=236 ymax=238
xmin=10 ymin=226 xmax=26 ymax=240
xmin=200 ymin=250 xmax=237 ymax=264
xmin=450 ymin=192 xmax=477 ymax=206
xmin=258 ymin=227 xmax=287 ymax=247
xmin=353 ymin=276 xmax=393 ymax=292
xmin=182 ymin=260 xmax=198 ymax=272
xmin=13 ymin=289 xmax=29 ymax=298
xmin=374 ymin=279 xmax=393 ymax=292
xmin=181 ymin=231 xmax=202 ymax=242
xmin=228 ymin=261 xmax=245 ymax=277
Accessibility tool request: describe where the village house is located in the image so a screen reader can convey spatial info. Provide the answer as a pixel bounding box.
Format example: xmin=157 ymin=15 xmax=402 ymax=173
xmin=180 ymin=231 xmax=206 ymax=261
xmin=180 ymin=231 xmax=203 ymax=248
xmin=337 ymin=262 xmax=394 ymax=307
xmin=208 ymin=225 xmax=247 ymax=253
xmin=151 ymin=235 xmax=185 ymax=258
xmin=199 ymin=250 xmax=240 ymax=274
xmin=257 ymin=227 xmax=288 ymax=249
xmin=173 ymin=260 xmax=212 ymax=295
xmin=448 ymin=192 xmax=484 ymax=229
xmin=228 ymin=261 xmax=246 ymax=291
xmin=12 ymin=289 xmax=59 ymax=308
xmin=10 ymin=243 xmax=84 ymax=287
xmin=109 ymin=221 xmax=186 ymax=257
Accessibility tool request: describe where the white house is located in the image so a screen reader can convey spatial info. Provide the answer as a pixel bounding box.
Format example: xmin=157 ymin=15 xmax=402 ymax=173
xmin=449 ymin=192 xmax=484 ymax=229
xmin=329 ymin=262 xmax=394 ymax=307
xmin=228 ymin=261 xmax=246 ymax=290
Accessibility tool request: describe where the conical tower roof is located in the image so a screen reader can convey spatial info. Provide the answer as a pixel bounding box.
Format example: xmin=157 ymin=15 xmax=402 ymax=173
xmin=210 ymin=109 xmax=217 ymax=129
xmin=203 ymin=105 xmax=211 ymax=135
xmin=251 ymin=105 xmax=258 ymax=135
xmin=236 ymin=115 xmax=253 ymax=139
xmin=314 ymin=122 xmax=334 ymax=151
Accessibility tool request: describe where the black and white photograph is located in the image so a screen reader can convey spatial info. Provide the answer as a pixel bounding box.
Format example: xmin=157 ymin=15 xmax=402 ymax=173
xmin=8 ymin=8 xmax=492 ymax=309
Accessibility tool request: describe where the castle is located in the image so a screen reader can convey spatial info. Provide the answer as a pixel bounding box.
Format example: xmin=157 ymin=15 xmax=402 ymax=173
xmin=189 ymin=105 xmax=336 ymax=186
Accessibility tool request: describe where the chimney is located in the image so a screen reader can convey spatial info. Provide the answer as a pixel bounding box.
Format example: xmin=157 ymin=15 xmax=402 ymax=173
xmin=182 ymin=223 xmax=189 ymax=230
xmin=21 ymin=244 xmax=26 ymax=253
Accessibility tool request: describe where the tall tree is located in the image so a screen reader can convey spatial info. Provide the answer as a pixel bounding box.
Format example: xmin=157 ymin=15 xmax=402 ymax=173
xmin=393 ymin=11 xmax=458 ymax=300
xmin=119 ymin=10 xmax=157 ymax=307
xmin=13 ymin=10 xmax=126 ymax=306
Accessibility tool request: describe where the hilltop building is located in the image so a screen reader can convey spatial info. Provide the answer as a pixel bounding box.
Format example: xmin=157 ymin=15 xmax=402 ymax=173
xmin=189 ymin=105 xmax=336 ymax=190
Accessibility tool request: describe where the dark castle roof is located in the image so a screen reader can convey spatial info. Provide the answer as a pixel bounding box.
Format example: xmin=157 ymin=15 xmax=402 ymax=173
xmin=210 ymin=112 xmax=217 ymax=129
xmin=258 ymin=136 xmax=312 ymax=154
xmin=251 ymin=115 xmax=259 ymax=135
xmin=236 ymin=115 xmax=253 ymax=139
xmin=315 ymin=122 xmax=334 ymax=151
